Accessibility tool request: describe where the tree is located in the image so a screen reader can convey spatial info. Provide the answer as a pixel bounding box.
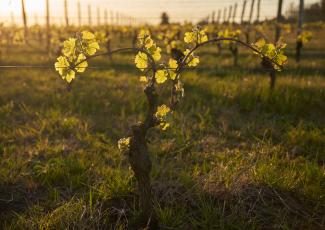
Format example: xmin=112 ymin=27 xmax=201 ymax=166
xmin=285 ymin=1 xmax=325 ymax=22
xmin=285 ymin=2 xmax=298 ymax=21
xmin=160 ymin=12 xmax=170 ymax=25
xmin=304 ymin=2 xmax=322 ymax=22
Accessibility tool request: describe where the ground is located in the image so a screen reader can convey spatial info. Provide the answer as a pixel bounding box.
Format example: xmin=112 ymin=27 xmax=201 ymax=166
xmin=0 ymin=28 xmax=324 ymax=229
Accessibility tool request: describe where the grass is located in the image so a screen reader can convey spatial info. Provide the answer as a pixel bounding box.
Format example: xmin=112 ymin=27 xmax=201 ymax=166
xmin=0 ymin=28 xmax=324 ymax=229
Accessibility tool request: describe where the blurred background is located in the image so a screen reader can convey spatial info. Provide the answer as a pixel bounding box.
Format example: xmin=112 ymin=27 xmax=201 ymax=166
xmin=0 ymin=0 xmax=324 ymax=25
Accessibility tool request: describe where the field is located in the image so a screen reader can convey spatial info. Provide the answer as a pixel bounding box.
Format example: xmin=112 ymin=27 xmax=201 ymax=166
xmin=0 ymin=26 xmax=324 ymax=229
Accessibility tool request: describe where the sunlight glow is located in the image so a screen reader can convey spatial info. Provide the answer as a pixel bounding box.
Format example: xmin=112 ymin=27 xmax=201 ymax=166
xmin=0 ymin=0 xmax=322 ymax=25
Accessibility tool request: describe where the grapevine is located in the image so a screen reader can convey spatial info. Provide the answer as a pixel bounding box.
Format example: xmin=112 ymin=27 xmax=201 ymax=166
xmin=54 ymin=28 xmax=287 ymax=228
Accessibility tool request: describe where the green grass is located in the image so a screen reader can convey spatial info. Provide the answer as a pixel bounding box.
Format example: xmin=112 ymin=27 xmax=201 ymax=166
xmin=0 ymin=29 xmax=324 ymax=229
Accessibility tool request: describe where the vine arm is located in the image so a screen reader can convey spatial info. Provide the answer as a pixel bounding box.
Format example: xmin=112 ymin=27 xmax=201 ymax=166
xmin=178 ymin=37 xmax=283 ymax=73
xmin=73 ymin=47 xmax=157 ymax=73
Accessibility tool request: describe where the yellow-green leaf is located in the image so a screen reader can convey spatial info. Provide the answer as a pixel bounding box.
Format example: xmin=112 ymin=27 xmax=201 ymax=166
xmin=65 ymin=70 xmax=76 ymax=83
xmin=169 ymin=59 xmax=178 ymax=69
xmin=188 ymin=57 xmax=200 ymax=67
xmin=155 ymin=104 xmax=171 ymax=119
xmin=156 ymin=70 xmax=167 ymax=84
xmin=82 ymin=31 xmax=96 ymax=40
xmin=55 ymin=56 xmax=69 ymax=75
xmin=62 ymin=38 xmax=76 ymax=57
xmin=75 ymin=54 xmax=88 ymax=73
xmin=135 ymin=52 xmax=148 ymax=70
xmin=84 ymin=41 xmax=100 ymax=56
xmin=139 ymin=76 xmax=148 ymax=83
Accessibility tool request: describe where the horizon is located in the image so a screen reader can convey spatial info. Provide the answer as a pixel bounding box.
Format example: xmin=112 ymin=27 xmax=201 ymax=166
xmin=0 ymin=0 xmax=322 ymax=25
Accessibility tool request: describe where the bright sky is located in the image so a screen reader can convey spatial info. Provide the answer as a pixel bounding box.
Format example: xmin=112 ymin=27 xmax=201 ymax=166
xmin=0 ymin=0 xmax=321 ymax=25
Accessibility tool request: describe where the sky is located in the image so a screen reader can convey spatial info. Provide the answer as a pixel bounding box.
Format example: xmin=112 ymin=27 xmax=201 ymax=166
xmin=0 ymin=0 xmax=321 ymax=25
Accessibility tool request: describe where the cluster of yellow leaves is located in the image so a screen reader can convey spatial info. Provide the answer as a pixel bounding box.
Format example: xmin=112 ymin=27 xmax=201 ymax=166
xmin=154 ymin=58 xmax=179 ymax=84
xmin=118 ymin=137 xmax=131 ymax=153
xmin=281 ymin=24 xmax=292 ymax=34
xmin=297 ymin=31 xmax=312 ymax=44
xmin=253 ymin=39 xmax=287 ymax=71
xmin=155 ymin=104 xmax=171 ymax=130
xmin=55 ymin=31 xmax=100 ymax=83
xmin=168 ymin=59 xmax=178 ymax=80
xmin=135 ymin=51 xmax=148 ymax=70
xmin=184 ymin=28 xmax=208 ymax=44
xmin=95 ymin=31 xmax=109 ymax=43
xmin=12 ymin=31 xmax=25 ymax=45
xmin=135 ymin=30 xmax=180 ymax=85
xmin=80 ymin=31 xmax=100 ymax=56
xmin=217 ymin=29 xmax=242 ymax=44
xmin=183 ymin=49 xmax=200 ymax=67
xmin=135 ymin=30 xmax=161 ymax=71
xmin=255 ymin=23 xmax=268 ymax=34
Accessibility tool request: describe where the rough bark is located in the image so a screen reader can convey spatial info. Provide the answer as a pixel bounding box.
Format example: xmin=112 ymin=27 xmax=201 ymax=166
xmin=127 ymin=85 xmax=159 ymax=229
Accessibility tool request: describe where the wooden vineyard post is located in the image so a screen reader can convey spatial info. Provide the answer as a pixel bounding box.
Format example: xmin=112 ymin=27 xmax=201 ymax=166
xmin=241 ymin=0 xmax=247 ymax=24
xmin=248 ymin=0 xmax=255 ymax=24
xmin=296 ymin=0 xmax=304 ymax=62
xmin=46 ymin=0 xmax=50 ymax=55
xmin=21 ymin=0 xmax=28 ymax=43
xmin=104 ymin=9 xmax=108 ymax=26
xmin=275 ymin=0 xmax=283 ymax=43
xmin=217 ymin=9 xmax=221 ymax=24
xmin=228 ymin=5 xmax=233 ymax=23
xmin=64 ymin=0 xmax=69 ymax=27
xmin=97 ymin=7 xmax=101 ymax=26
xmin=212 ymin=11 xmax=215 ymax=24
xmin=88 ymin=5 xmax=92 ymax=26
xmin=223 ymin=7 xmax=227 ymax=23
xmin=78 ymin=0 xmax=81 ymax=27
xmin=232 ymin=3 xmax=238 ymax=24
xmin=245 ymin=0 xmax=255 ymax=43
xmin=256 ymin=0 xmax=261 ymax=23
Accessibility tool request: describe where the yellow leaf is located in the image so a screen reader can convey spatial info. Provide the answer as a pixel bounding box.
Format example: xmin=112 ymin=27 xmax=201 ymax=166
xmin=118 ymin=137 xmax=131 ymax=153
xmin=135 ymin=52 xmax=148 ymax=71
xmin=184 ymin=32 xmax=195 ymax=44
xmin=155 ymin=104 xmax=170 ymax=119
xmin=65 ymin=70 xmax=76 ymax=83
xmin=62 ymin=38 xmax=76 ymax=57
xmin=144 ymin=37 xmax=154 ymax=49
xmin=199 ymin=30 xmax=208 ymax=43
xmin=188 ymin=57 xmax=200 ymax=67
xmin=84 ymin=41 xmax=100 ymax=56
xmin=156 ymin=70 xmax=167 ymax=84
xmin=169 ymin=71 xmax=177 ymax=80
xmin=139 ymin=76 xmax=148 ymax=83
xmin=82 ymin=31 xmax=96 ymax=40
xmin=75 ymin=54 xmax=88 ymax=73
xmin=152 ymin=47 xmax=161 ymax=61
xmin=55 ymin=56 xmax=69 ymax=75
xmin=160 ymin=122 xmax=170 ymax=131
xmin=169 ymin=59 xmax=178 ymax=69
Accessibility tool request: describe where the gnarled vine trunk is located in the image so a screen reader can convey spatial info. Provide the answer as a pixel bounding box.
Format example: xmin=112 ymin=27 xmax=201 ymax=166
xmin=128 ymin=124 xmax=157 ymax=228
xmin=127 ymin=85 xmax=159 ymax=229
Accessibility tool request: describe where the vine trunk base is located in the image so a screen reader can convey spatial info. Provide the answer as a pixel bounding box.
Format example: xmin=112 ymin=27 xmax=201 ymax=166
xmin=128 ymin=124 xmax=159 ymax=229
